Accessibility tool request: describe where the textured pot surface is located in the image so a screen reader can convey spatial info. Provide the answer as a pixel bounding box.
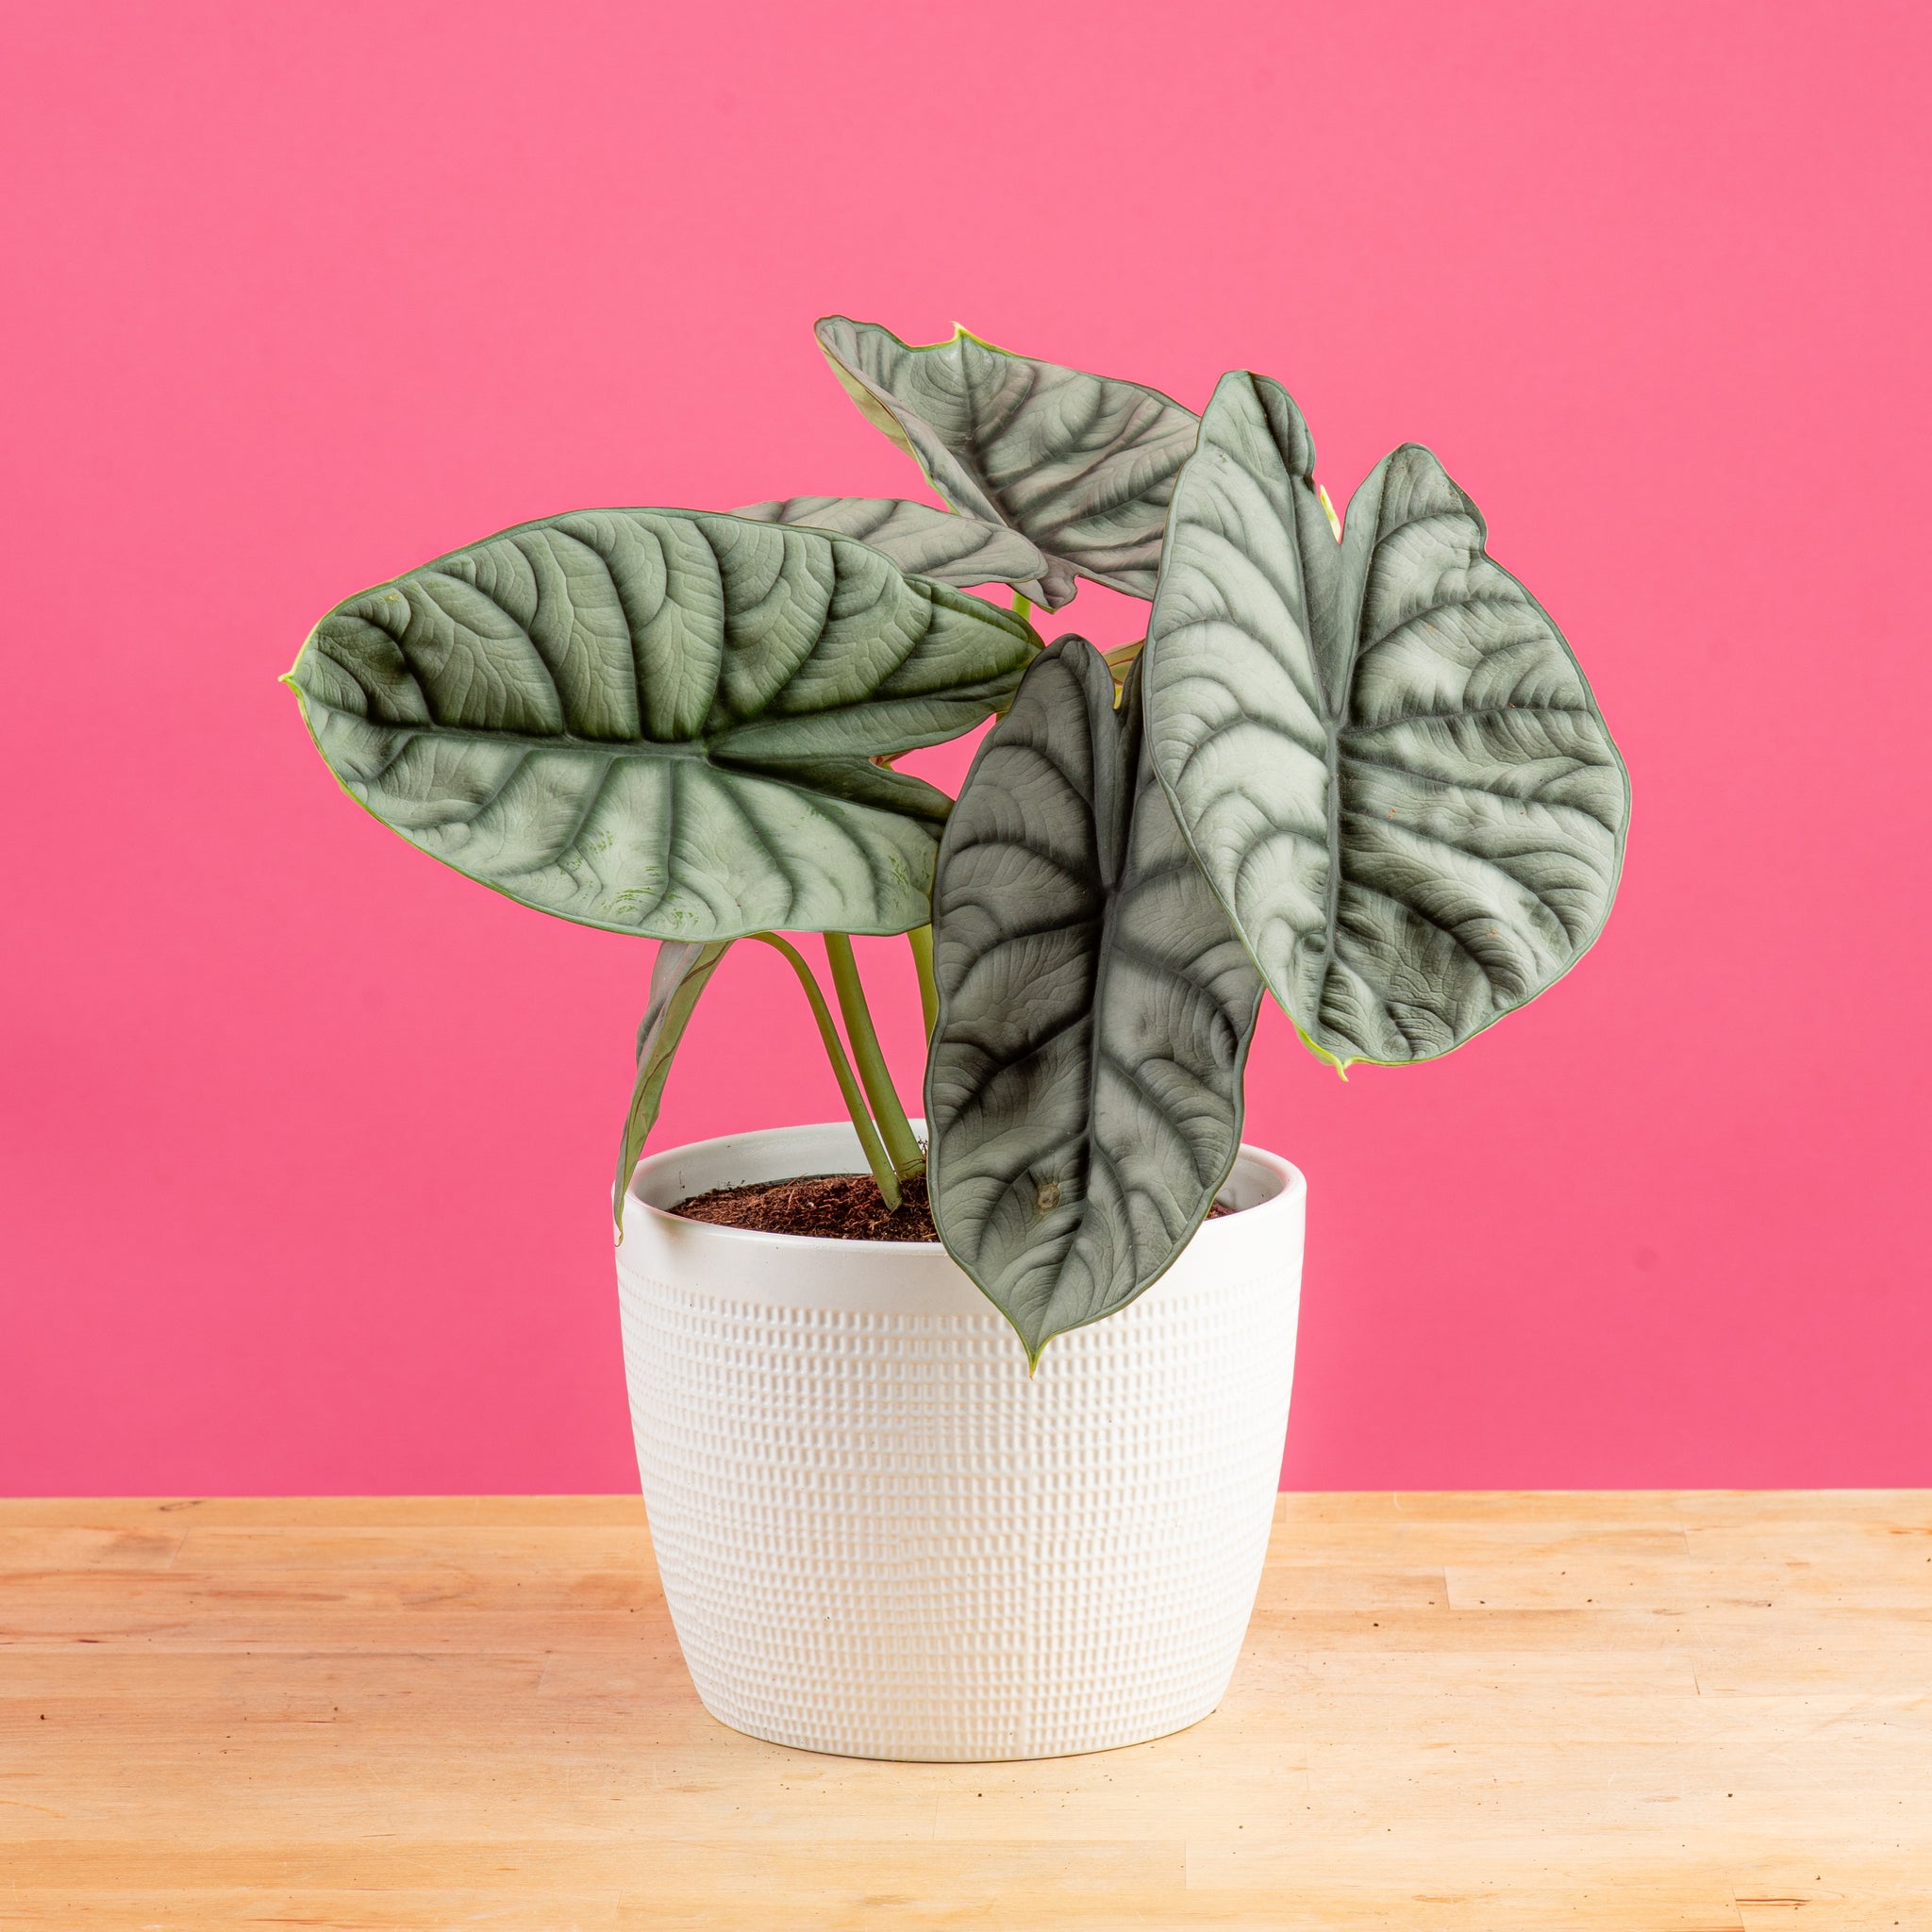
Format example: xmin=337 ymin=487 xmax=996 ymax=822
xmin=617 ymin=1123 xmax=1304 ymax=1762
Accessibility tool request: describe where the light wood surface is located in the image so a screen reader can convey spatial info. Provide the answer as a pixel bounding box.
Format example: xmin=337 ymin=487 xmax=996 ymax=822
xmin=3 ymin=1491 xmax=1928 ymax=1929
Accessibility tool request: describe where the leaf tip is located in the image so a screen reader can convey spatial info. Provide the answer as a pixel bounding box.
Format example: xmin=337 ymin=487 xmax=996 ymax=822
xmin=1317 ymin=482 xmax=1341 ymax=543
xmin=1290 ymin=1019 xmax=1356 ymax=1081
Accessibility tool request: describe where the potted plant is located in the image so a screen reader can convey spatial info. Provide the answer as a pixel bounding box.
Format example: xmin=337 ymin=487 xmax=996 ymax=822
xmin=287 ymin=316 xmax=1628 ymax=1761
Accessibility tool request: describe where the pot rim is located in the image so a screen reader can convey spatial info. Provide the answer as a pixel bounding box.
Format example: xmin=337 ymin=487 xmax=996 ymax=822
xmin=624 ymin=1119 xmax=1305 ymax=1258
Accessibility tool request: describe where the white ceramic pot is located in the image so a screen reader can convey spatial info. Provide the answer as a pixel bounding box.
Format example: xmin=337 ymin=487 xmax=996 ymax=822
xmin=616 ymin=1121 xmax=1305 ymax=1762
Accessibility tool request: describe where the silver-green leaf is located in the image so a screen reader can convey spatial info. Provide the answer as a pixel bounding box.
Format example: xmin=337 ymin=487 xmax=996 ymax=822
xmin=815 ymin=316 xmax=1200 ymax=610
xmin=1145 ymin=373 xmax=1629 ymax=1067
xmin=613 ymin=938 xmax=732 ymax=1233
xmin=924 ymin=638 xmax=1264 ymax=1362
xmin=288 ymin=508 xmax=1039 ymax=941
xmin=733 ymin=496 xmax=1047 ymax=591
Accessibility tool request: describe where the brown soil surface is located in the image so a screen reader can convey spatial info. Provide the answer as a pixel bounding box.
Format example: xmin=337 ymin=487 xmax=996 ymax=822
xmin=674 ymin=1173 xmax=938 ymax=1241
xmin=671 ymin=1173 xmax=1233 ymax=1241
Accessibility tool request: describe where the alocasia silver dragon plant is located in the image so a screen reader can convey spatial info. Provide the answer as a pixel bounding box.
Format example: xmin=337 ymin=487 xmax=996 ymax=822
xmin=288 ymin=316 xmax=1629 ymax=1364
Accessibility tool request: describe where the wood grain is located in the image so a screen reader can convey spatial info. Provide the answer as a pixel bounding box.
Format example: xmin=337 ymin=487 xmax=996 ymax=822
xmin=2 ymin=1492 xmax=1927 ymax=1928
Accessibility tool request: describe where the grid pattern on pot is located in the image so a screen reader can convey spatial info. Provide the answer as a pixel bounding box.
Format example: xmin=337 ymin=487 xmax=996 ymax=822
xmin=618 ymin=1263 xmax=1297 ymax=1761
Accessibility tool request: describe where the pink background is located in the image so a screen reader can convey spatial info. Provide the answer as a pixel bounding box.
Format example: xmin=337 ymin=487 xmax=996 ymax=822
xmin=4 ymin=2 xmax=1926 ymax=1496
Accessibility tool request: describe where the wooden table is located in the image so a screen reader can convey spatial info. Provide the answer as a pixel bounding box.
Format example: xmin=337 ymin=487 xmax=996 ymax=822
xmin=3 ymin=1493 xmax=1928 ymax=1929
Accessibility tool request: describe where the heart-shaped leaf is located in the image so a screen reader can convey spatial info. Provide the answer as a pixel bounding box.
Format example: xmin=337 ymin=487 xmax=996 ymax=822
xmin=733 ymin=496 xmax=1047 ymax=591
xmin=613 ymin=938 xmax=732 ymax=1233
xmin=288 ymin=508 xmax=1039 ymax=941
xmin=924 ymin=638 xmax=1263 ymax=1362
xmin=1145 ymin=373 xmax=1629 ymax=1067
xmin=816 ymin=316 xmax=1200 ymax=610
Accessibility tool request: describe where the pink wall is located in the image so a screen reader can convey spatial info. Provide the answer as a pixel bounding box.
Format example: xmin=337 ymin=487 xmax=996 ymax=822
xmin=4 ymin=1 xmax=1926 ymax=1496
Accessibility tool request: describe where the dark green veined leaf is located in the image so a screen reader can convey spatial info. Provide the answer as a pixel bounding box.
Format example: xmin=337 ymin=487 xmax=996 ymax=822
xmin=924 ymin=639 xmax=1263 ymax=1362
xmin=733 ymin=496 xmax=1047 ymax=591
xmin=288 ymin=508 xmax=1039 ymax=941
xmin=816 ymin=316 xmax=1200 ymax=610
xmin=613 ymin=938 xmax=732 ymax=1234
xmin=1145 ymin=373 xmax=1629 ymax=1067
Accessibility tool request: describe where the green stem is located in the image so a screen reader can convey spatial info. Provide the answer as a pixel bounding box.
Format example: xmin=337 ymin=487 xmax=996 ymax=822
xmin=750 ymin=933 xmax=901 ymax=1210
xmin=824 ymin=934 xmax=924 ymax=1181
xmin=1012 ymin=590 xmax=1033 ymax=624
xmin=907 ymin=924 xmax=939 ymax=1039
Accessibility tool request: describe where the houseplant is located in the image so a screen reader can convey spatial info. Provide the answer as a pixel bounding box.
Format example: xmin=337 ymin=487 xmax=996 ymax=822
xmin=288 ymin=316 xmax=1629 ymax=1758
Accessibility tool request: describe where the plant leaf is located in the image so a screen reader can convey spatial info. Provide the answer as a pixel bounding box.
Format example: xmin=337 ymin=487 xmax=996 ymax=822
xmin=287 ymin=508 xmax=1039 ymax=941
xmin=815 ymin=316 xmax=1200 ymax=610
xmin=733 ymin=496 xmax=1048 ymax=591
xmin=1145 ymin=373 xmax=1629 ymax=1067
xmin=613 ymin=938 xmax=732 ymax=1233
xmin=924 ymin=638 xmax=1263 ymax=1362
